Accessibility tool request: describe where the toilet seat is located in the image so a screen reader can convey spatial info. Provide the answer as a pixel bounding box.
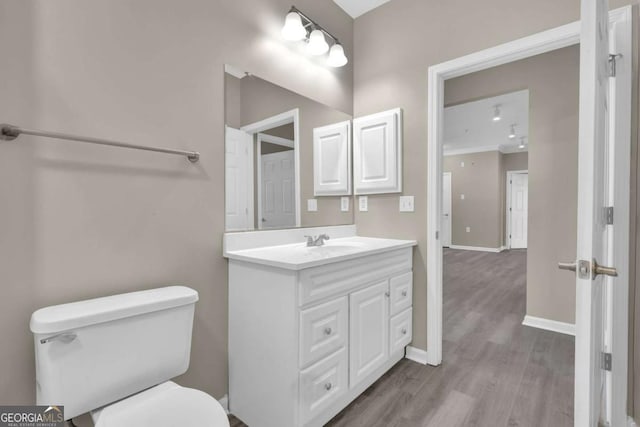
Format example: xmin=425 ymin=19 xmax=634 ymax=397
xmin=92 ymin=381 xmax=229 ymax=427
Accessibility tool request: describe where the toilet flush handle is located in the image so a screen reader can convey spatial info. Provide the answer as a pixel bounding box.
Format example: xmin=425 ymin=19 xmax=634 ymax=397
xmin=40 ymin=332 xmax=77 ymax=345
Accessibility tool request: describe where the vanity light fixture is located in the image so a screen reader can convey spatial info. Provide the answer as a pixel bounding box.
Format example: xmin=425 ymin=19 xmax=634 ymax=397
xmin=519 ymin=137 xmax=526 ymax=149
xmin=492 ymin=106 xmax=501 ymax=122
xmin=509 ymin=124 xmax=517 ymax=139
xmin=281 ymin=6 xmax=348 ymax=67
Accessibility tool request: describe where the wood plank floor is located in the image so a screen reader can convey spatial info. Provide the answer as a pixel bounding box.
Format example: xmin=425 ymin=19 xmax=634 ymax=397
xmin=229 ymin=248 xmax=574 ymax=427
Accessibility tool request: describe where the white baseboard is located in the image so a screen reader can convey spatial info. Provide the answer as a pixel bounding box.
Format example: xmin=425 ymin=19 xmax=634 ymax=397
xmin=448 ymin=245 xmax=504 ymax=253
xmin=522 ymin=315 xmax=575 ymax=336
xmin=405 ymin=345 xmax=428 ymax=365
xmin=219 ymin=394 xmax=229 ymax=414
xmin=629 ymin=416 xmax=639 ymax=427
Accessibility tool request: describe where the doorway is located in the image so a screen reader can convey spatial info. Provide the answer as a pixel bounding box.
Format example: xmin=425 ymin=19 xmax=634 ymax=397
xmin=426 ymin=6 xmax=632 ymax=425
xmin=507 ymin=170 xmax=528 ymax=249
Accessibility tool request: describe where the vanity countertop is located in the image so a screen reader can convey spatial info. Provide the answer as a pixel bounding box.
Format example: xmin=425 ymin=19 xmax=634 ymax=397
xmin=224 ymin=236 xmax=417 ymax=271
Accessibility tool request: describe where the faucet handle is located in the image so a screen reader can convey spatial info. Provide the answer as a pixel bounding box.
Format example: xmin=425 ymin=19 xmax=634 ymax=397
xmin=304 ymin=235 xmax=314 ymax=245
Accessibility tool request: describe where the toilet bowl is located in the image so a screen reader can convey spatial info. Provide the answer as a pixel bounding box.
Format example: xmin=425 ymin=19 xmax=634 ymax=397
xmin=91 ymin=382 xmax=229 ymax=427
xmin=30 ymin=286 xmax=229 ymax=427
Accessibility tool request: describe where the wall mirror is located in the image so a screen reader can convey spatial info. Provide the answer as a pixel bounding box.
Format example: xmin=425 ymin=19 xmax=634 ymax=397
xmin=224 ymin=65 xmax=354 ymax=232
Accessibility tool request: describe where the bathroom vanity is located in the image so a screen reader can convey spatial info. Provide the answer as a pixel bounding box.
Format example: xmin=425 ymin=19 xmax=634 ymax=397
xmin=224 ymin=226 xmax=416 ymax=427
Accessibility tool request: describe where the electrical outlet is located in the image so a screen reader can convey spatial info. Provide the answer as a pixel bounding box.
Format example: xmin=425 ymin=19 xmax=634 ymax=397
xmin=359 ymin=196 xmax=368 ymax=212
xmin=460 ymin=194 xmax=465 ymax=200
xmin=341 ymin=197 xmax=350 ymax=212
xmin=466 ymin=226 xmax=471 ymax=233
xmin=399 ymin=196 xmax=415 ymax=212
xmin=307 ymin=199 xmax=318 ymax=212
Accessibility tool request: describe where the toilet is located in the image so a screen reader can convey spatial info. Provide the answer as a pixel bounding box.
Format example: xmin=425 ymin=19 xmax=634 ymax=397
xmin=30 ymin=286 xmax=230 ymax=427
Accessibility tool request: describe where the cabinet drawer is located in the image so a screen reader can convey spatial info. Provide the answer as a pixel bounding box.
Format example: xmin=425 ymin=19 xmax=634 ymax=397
xmin=389 ymin=271 xmax=412 ymax=316
xmin=300 ymin=348 xmax=348 ymax=425
xmin=300 ymin=297 xmax=348 ymax=368
xmin=390 ymin=308 xmax=412 ymax=354
xmin=299 ymin=247 xmax=412 ymax=306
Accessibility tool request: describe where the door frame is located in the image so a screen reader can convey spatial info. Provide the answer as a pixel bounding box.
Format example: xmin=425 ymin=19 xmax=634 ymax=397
xmin=241 ymin=109 xmax=301 ymax=228
xmin=505 ymin=170 xmax=528 ymax=250
xmin=425 ymin=5 xmax=632 ymax=421
xmin=256 ymin=133 xmax=295 ymax=229
xmin=442 ymin=172 xmax=452 ymax=247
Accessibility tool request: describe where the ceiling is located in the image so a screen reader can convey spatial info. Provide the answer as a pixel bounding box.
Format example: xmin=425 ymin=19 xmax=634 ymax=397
xmin=333 ymin=0 xmax=392 ymax=18
xmin=443 ymin=90 xmax=529 ymax=155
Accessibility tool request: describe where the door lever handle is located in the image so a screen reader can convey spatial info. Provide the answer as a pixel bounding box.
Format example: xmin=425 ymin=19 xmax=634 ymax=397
xmin=558 ymin=262 xmax=577 ymax=272
xmin=594 ymin=262 xmax=618 ymax=277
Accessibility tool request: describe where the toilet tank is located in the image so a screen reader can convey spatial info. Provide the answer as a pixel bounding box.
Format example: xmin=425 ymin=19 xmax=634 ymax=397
xmin=30 ymin=286 xmax=199 ymax=420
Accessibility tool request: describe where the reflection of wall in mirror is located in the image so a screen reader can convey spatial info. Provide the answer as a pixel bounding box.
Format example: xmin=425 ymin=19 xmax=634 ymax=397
xmin=224 ymin=72 xmax=353 ymax=229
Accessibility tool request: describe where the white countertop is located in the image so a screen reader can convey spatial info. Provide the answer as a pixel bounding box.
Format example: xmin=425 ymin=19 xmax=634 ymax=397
xmin=224 ymin=236 xmax=417 ymax=270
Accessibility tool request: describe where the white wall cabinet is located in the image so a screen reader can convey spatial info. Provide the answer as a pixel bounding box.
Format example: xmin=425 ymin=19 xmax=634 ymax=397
xmin=353 ymin=108 xmax=403 ymax=194
xmin=228 ymin=247 xmax=413 ymax=427
xmin=313 ymin=120 xmax=352 ymax=196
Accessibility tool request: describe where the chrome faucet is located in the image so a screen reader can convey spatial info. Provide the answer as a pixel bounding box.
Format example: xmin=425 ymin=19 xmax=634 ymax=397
xmin=304 ymin=234 xmax=330 ymax=247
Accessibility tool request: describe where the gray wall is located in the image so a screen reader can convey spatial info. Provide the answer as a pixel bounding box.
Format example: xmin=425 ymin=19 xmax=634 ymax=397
xmin=352 ymin=0 xmax=637 ymax=384
xmin=443 ymin=151 xmax=503 ymax=248
xmin=0 ymin=0 xmax=352 ymax=408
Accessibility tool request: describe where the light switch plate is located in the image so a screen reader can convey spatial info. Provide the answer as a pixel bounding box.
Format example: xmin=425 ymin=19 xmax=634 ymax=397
xmin=307 ymin=199 xmax=318 ymax=212
xmin=399 ymin=196 xmax=415 ymax=212
xmin=466 ymin=226 xmax=471 ymax=233
xmin=461 ymin=161 xmax=465 ymax=167
xmin=460 ymin=194 xmax=465 ymax=200
xmin=359 ymin=196 xmax=368 ymax=212
xmin=341 ymin=197 xmax=350 ymax=212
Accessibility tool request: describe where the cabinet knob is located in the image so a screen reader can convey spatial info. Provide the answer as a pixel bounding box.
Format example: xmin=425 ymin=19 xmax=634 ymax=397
xmin=324 ymin=327 xmax=332 ymax=336
xmin=401 ymin=290 xmax=407 ymax=297
xmin=401 ymin=328 xmax=407 ymax=335
xmin=324 ymin=382 xmax=332 ymax=391
xmin=385 ymin=291 xmax=390 ymax=298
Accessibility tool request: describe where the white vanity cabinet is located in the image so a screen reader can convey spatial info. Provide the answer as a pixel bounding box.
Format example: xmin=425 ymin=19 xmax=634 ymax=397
xmin=228 ymin=244 xmax=414 ymax=427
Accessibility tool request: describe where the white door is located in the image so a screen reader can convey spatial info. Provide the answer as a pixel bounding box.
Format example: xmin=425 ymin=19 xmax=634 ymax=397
xmin=509 ymin=173 xmax=528 ymax=249
xmin=349 ymin=281 xmax=389 ymax=388
xmin=442 ymin=172 xmax=452 ymax=247
xmin=571 ymin=1 xmax=617 ymax=425
xmin=261 ymin=150 xmax=295 ymax=228
xmin=225 ymin=126 xmax=253 ymax=231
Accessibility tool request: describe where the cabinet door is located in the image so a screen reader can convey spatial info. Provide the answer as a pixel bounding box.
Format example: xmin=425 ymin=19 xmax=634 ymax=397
xmin=313 ymin=120 xmax=352 ymax=196
xmin=349 ymin=281 xmax=389 ymax=388
xmin=353 ymin=108 xmax=402 ymax=194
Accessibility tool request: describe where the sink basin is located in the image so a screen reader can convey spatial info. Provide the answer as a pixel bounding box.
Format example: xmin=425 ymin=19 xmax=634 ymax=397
xmin=225 ymin=236 xmax=416 ymax=270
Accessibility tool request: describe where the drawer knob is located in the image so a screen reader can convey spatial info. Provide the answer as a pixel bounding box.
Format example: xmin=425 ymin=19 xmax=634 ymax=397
xmin=402 ymin=290 xmax=408 ymax=297
xmin=324 ymin=327 xmax=332 ymax=336
xmin=401 ymin=328 xmax=407 ymax=335
xmin=324 ymin=382 xmax=332 ymax=391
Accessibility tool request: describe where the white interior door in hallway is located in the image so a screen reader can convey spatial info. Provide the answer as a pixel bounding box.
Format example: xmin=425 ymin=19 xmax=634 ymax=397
xmin=225 ymin=126 xmax=253 ymax=231
xmin=261 ymin=150 xmax=296 ymax=228
xmin=442 ymin=172 xmax=452 ymax=247
xmin=508 ymin=172 xmax=528 ymax=249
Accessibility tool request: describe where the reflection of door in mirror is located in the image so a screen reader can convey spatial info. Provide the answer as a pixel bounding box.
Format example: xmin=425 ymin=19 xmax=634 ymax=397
xmin=225 ymin=126 xmax=253 ymax=231
xmin=258 ymin=130 xmax=296 ymax=229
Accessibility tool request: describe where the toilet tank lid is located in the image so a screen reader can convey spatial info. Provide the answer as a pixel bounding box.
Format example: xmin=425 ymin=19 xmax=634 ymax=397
xmin=30 ymin=286 xmax=199 ymax=334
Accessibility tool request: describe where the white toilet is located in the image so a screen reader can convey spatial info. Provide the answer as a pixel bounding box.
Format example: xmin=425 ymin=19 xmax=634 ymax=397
xmin=30 ymin=286 xmax=230 ymax=427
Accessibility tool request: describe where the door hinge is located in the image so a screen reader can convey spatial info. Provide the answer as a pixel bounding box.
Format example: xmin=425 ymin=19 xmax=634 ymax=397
xmin=435 ymin=231 xmax=439 ymax=240
xmin=602 ymin=352 xmax=612 ymax=371
xmin=609 ymin=53 xmax=622 ymax=77
xmin=605 ymin=206 xmax=614 ymax=225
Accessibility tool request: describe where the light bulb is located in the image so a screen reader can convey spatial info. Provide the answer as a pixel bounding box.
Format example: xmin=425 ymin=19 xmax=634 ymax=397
xmin=307 ymin=29 xmax=329 ymax=55
xmin=509 ymin=124 xmax=516 ymax=139
xmin=493 ymin=106 xmax=501 ymax=122
xmin=282 ymin=11 xmax=306 ymax=41
xmin=327 ymin=43 xmax=348 ymax=67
